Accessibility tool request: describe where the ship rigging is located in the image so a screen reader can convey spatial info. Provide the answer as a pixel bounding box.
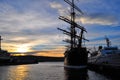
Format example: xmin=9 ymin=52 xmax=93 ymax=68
xmin=58 ymin=0 xmax=88 ymax=50
xmin=58 ymin=0 xmax=88 ymax=68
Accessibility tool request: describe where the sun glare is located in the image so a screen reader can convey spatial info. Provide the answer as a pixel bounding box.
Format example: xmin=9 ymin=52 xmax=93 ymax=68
xmin=16 ymin=46 xmax=29 ymax=53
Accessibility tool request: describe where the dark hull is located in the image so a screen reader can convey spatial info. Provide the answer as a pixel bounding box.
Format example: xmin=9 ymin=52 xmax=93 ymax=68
xmin=64 ymin=47 xmax=88 ymax=69
xmin=0 ymin=58 xmax=10 ymax=63
xmin=0 ymin=58 xmax=11 ymax=66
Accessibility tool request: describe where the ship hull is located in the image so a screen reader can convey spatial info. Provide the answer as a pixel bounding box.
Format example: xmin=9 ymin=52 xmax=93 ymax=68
xmin=0 ymin=58 xmax=10 ymax=63
xmin=88 ymin=53 xmax=120 ymax=70
xmin=64 ymin=47 xmax=88 ymax=69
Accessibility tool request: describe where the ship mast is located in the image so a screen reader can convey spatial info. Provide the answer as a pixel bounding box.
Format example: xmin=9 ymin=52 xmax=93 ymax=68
xmin=105 ymin=36 xmax=111 ymax=47
xmin=58 ymin=0 xmax=88 ymax=49
xmin=70 ymin=0 xmax=75 ymax=48
xmin=0 ymin=35 xmax=3 ymax=51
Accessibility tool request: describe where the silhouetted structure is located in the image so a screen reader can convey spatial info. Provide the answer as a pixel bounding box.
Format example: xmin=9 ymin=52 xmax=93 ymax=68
xmin=88 ymin=36 xmax=120 ymax=72
xmin=0 ymin=36 xmax=3 ymax=51
xmin=0 ymin=35 xmax=11 ymax=64
xmin=105 ymin=36 xmax=111 ymax=47
xmin=58 ymin=0 xmax=88 ymax=69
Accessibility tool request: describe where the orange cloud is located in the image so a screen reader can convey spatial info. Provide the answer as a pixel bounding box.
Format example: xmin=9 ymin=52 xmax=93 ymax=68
xmin=34 ymin=47 xmax=65 ymax=57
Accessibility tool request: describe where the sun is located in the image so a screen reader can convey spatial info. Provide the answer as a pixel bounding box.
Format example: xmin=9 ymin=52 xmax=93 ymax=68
xmin=17 ymin=47 xmax=28 ymax=53
xmin=16 ymin=46 xmax=29 ymax=53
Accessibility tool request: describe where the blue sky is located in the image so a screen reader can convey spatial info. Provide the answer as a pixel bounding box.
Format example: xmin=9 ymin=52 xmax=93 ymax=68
xmin=0 ymin=0 xmax=120 ymax=53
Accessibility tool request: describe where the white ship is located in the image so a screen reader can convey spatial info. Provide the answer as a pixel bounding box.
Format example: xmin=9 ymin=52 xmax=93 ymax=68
xmin=88 ymin=37 xmax=120 ymax=69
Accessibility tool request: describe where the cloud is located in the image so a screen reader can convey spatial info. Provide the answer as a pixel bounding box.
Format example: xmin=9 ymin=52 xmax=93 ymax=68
xmin=33 ymin=46 xmax=65 ymax=57
xmin=0 ymin=4 xmax=57 ymax=28
xmin=0 ymin=1 xmax=65 ymax=52
xmin=78 ymin=13 xmax=119 ymax=25
xmin=0 ymin=11 xmax=59 ymax=31
xmin=50 ymin=1 xmax=70 ymax=16
xmin=50 ymin=1 xmax=119 ymax=26
xmin=1 ymin=0 xmax=120 ymax=53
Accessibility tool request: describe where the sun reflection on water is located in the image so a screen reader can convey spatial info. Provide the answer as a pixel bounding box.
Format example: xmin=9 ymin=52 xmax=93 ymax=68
xmin=8 ymin=65 xmax=29 ymax=80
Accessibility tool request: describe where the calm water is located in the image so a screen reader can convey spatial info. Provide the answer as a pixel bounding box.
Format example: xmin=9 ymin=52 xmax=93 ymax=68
xmin=0 ymin=62 xmax=119 ymax=80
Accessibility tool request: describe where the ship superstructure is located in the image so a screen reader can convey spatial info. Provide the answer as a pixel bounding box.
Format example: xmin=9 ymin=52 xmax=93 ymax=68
xmin=88 ymin=37 xmax=120 ymax=70
xmin=0 ymin=36 xmax=11 ymax=63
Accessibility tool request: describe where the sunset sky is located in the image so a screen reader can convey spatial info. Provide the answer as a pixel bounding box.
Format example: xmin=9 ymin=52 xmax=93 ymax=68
xmin=0 ymin=0 xmax=120 ymax=56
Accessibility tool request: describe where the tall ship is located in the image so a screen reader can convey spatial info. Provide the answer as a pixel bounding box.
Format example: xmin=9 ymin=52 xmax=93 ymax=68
xmin=58 ymin=0 xmax=88 ymax=69
xmin=88 ymin=36 xmax=120 ymax=70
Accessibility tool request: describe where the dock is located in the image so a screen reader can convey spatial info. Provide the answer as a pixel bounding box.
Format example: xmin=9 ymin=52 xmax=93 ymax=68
xmin=88 ymin=62 xmax=120 ymax=75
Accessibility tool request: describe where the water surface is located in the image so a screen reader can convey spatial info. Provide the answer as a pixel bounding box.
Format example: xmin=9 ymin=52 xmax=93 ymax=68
xmin=0 ymin=62 xmax=119 ymax=80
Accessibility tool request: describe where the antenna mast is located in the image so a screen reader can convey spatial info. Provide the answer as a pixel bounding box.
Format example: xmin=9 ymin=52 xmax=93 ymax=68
xmin=105 ymin=36 xmax=111 ymax=47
